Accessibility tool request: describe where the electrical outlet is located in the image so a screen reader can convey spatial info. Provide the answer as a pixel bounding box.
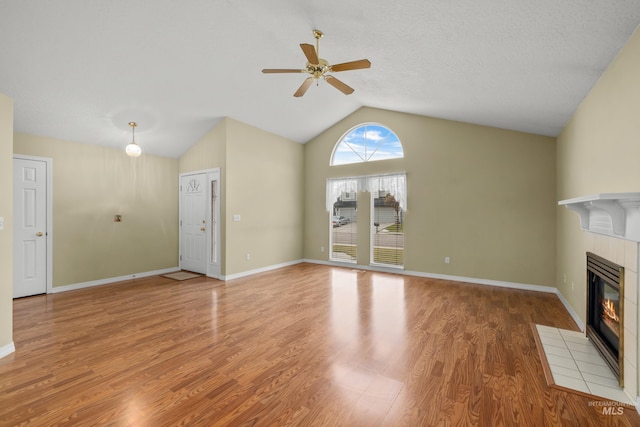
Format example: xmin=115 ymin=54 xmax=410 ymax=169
xmin=0 ymin=216 xmax=4 ymax=230
xmin=563 ymin=273 xmax=566 ymax=284
xmin=246 ymin=253 xmax=251 ymax=261
xmin=571 ymin=281 xmax=575 ymax=291
xmin=444 ymin=256 xmax=451 ymax=264
xmin=320 ymin=246 xmax=325 ymax=253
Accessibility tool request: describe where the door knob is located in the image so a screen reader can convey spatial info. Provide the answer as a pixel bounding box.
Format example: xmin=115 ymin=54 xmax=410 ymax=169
xmin=36 ymin=232 xmax=44 ymax=237
xmin=200 ymin=227 xmax=206 ymax=232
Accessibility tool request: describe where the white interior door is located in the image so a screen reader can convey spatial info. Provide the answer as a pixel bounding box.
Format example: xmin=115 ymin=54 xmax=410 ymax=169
xmin=180 ymin=173 xmax=207 ymax=274
xmin=13 ymin=158 xmax=48 ymax=298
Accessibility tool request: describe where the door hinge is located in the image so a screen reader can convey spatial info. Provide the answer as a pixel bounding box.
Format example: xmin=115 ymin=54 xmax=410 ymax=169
xmin=180 ymin=255 xmax=182 ymax=261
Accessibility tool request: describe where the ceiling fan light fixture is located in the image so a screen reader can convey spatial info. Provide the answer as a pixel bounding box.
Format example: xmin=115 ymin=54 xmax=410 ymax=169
xmin=262 ymin=29 xmax=371 ymax=97
xmin=125 ymin=121 xmax=142 ymax=157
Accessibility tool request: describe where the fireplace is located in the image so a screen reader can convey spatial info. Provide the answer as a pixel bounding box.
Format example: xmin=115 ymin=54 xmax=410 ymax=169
xmin=586 ymin=252 xmax=624 ymax=386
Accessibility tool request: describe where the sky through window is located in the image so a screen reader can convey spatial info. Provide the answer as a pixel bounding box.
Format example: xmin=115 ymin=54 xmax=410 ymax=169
xmin=331 ymin=124 xmax=403 ymax=165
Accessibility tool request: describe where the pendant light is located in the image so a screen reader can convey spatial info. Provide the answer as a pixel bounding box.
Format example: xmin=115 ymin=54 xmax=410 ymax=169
xmin=125 ymin=121 xmax=142 ymax=157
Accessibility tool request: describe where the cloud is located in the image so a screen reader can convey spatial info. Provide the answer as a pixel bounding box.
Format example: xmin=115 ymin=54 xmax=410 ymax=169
xmin=332 ymin=125 xmax=404 ymax=165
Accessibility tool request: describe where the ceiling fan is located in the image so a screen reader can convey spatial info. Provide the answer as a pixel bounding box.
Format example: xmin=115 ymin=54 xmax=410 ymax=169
xmin=262 ymin=30 xmax=371 ymax=97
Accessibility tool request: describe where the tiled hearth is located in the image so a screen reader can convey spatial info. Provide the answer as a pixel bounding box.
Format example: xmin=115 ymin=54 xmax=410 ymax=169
xmin=536 ymin=324 xmax=632 ymax=404
xmin=559 ymin=193 xmax=640 ymax=406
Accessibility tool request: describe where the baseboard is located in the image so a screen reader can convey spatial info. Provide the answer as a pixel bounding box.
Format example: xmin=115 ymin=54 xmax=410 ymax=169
xmin=50 ymin=267 xmax=180 ymax=293
xmin=554 ymin=289 xmax=585 ymax=332
xmin=303 ymin=259 xmax=557 ymax=294
xmin=0 ymin=342 xmax=15 ymax=359
xmin=636 ymin=396 xmax=640 ymax=415
xmin=222 ymin=259 xmax=304 ymax=281
xmin=305 ymin=258 xmax=591 ymax=337
xmin=303 ymin=258 xmax=407 ymax=275
xmin=403 ymin=269 xmax=558 ymax=294
xmin=48 ymin=261 xmax=585 ymax=336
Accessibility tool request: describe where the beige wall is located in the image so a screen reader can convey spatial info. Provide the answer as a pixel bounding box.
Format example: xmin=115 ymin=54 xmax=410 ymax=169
xmin=556 ymin=27 xmax=640 ymax=319
xmin=179 ymin=119 xmax=227 ymax=274
xmin=14 ymin=134 xmax=179 ymax=287
xmin=179 ymin=119 xmax=226 ymax=173
xmin=0 ymin=93 xmax=13 ymax=351
xmin=556 ymin=27 xmax=640 ymax=395
xmin=305 ymin=107 xmax=556 ymax=286
xmin=225 ymin=118 xmax=304 ymax=275
xmin=178 ymin=117 xmax=304 ymax=277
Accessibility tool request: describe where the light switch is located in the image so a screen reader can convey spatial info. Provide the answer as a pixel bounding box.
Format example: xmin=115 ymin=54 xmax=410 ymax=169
xmin=0 ymin=216 xmax=4 ymax=230
xmin=233 ymin=214 xmax=241 ymax=222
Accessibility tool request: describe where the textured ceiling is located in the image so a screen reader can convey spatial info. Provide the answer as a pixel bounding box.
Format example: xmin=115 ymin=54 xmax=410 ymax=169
xmin=1 ymin=1 xmax=639 ymax=158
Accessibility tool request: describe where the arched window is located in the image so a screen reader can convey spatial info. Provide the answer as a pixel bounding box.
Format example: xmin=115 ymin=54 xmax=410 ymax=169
xmin=330 ymin=123 xmax=404 ymax=166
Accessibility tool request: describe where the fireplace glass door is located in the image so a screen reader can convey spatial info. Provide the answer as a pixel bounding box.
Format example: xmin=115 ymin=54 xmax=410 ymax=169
xmin=589 ymin=275 xmax=620 ymax=357
xmin=586 ymin=251 xmax=623 ymax=384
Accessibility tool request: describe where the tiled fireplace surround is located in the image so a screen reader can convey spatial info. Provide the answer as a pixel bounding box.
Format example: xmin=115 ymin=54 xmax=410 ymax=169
xmin=581 ymin=232 xmax=639 ymax=404
xmin=559 ymin=193 xmax=640 ymax=407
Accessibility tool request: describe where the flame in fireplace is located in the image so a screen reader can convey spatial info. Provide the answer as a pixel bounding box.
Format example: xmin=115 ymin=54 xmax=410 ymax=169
xmin=603 ymin=299 xmax=620 ymax=323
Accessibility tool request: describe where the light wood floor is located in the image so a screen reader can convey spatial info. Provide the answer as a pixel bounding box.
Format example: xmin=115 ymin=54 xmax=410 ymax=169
xmin=1 ymin=263 xmax=639 ymax=426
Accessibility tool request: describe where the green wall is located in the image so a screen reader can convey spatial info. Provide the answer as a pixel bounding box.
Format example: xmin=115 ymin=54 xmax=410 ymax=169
xmin=305 ymin=107 xmax=556 ymax=287
xmin=0 ymin=93 xmax=13 ymax=352
xmin=14 ymin=134 xmax=179 ymax=287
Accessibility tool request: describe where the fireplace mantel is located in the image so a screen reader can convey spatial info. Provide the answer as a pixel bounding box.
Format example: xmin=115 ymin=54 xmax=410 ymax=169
xmin=559 ymin=193 xmax=640 ymax=242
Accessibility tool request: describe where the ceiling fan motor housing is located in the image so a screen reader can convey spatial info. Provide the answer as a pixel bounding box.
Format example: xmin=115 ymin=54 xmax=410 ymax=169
xmin=307 ymin=59 xmax=329 ymax=78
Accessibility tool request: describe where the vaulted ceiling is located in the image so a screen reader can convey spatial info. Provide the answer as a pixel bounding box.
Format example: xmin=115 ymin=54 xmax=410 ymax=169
xmin=1 ymin=1 xmax=640 ymax=158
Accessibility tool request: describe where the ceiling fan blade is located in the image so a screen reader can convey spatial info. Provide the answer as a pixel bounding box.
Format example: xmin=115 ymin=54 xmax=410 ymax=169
xmin=325 ymin=76 xmax=354 ymax=95
xmin=300 ymin=43 xmax=319 ymax=64
xmin=262 ymin=69 xmax=305 ymax=74
xmin=330 ymin=59 xmax=371 ymax=72
xmin=294 ymin=77 xmax=314 ymax=97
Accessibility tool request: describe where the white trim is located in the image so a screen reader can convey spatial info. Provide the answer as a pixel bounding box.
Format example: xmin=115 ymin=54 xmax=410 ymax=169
xmin=304 ymin=258 xmax=558 ymax=293
xmin=222 ymin=260 xmax=304 ymax=281
xmin=49 ymin=267 xmax=179 ymax=293
xmin=0 ymin=342 xmax=15 ymax=359
xmin=404 ymin=270 xmax=558 ymax=293
xmin=636 ymin=396 xmax=640 ymax=415
xmin=554 ymin=288 xmax=585 ymax=332
xmin=559 ymin=193 xmax=640 ymax=242
xmin=306 ymin=259 xmax=591 ymax=333
xmin=330 ymin=122 xmax=404 ymax=166
xmin=179 ymin=169 xmax=220 ymax=276
xmin=306 ymin=258 xmax=404 ymax=275
xmin=207 ymin=169 xmax=221 ymax=280
xmin=13 ymin=154 xmax=53 ymax=294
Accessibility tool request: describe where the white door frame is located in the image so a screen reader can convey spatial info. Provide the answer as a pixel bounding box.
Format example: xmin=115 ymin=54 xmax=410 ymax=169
xmin=13 ymin=154 xmax=53 ymax=294
xmin=179 ymin=168 xmax=221 ymax=279
xmin=207 ymin=169 xmax=221 ymax=279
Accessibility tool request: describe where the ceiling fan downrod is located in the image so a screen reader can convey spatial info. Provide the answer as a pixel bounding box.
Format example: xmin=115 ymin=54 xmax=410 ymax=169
xmin=313 ymin=29 xmax=323 ymax=60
